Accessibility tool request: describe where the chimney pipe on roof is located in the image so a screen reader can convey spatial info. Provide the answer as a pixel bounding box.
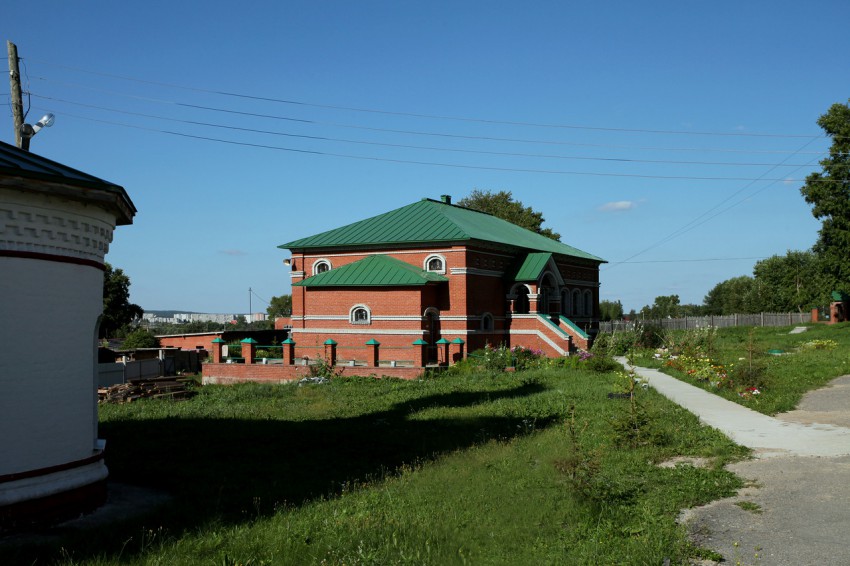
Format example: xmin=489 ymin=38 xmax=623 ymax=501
xmin=440 ymin=194 xmax=451 ymax=205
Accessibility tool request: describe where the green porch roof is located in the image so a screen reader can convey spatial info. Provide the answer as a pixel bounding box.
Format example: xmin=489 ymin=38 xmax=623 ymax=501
xmin=280 ymin=198 xmax=604 ymax=262
xmin=512 ymin=252 xmax=553 ymax=282
xmin=293 ymin=254 xmax=449 ymax=287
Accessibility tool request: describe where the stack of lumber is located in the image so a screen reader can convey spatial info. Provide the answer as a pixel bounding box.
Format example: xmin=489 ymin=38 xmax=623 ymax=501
xmin=99 ymin=376 xmax=197 ymax=404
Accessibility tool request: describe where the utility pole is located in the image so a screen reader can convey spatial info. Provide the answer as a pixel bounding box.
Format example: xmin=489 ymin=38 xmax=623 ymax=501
xmin=7 ymin=40 xmax=25 ymax=149
xmin=248 ymin=287 xmax=252 ymax=325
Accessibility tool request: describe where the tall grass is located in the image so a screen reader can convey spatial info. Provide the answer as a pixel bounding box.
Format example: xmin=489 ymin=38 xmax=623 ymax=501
xmin=2 ymin=366 xmax=745 ymax=565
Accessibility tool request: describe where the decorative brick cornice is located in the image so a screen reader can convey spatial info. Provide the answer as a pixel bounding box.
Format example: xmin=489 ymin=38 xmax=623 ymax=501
xmin=0 ymin=196 xmax=116 ymax=264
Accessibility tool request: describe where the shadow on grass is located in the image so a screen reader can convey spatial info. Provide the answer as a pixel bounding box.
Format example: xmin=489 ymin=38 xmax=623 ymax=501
xmin=4 ymin=381 xmax=554 ymax=562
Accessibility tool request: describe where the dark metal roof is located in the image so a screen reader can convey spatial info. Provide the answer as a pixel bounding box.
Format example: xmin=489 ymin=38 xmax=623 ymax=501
xmin=0 ymin=140 xmax=136 ymax=224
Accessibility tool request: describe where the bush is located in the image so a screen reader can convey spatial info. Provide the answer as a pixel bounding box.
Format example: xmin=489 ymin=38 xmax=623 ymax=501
xmin=585 ymin=354 xmax=622 ymax=373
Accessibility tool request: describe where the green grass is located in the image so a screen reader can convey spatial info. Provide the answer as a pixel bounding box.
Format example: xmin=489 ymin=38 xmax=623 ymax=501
xmin=1 ymin=366 xmax=747 ymax=565
xmin=632 ymin=322 xmax=850 ymax=415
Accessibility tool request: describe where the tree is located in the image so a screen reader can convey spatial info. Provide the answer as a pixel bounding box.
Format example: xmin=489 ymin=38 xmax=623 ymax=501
xmin=599 ymin=299 xmax=623 ymax=321
xmin=704 ymin=276 xmax=757 ymax=315
xmin=121 ymin=327 xmax=159 ymax=349
xmin=457 ymin=190 xmax=561 ymax=241
xmin=640 ymin=295 xmax=681 ymax=319
xmin=751 ymin=250 xmax=827 ymax=312
xmin=267 ymin=294 xmax=292 ymax=319
xmin=800 ymin=99 xmax=850 ymax=295
xmin=101 ymin=263 xmax=143 ymax=338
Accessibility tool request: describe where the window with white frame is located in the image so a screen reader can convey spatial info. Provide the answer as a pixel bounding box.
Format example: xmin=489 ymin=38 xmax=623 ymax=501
xmin=313 ymin=259 xmax=332 ymax=275
xmin=350 ymin=304 xmax=371 ymax=325
xmin=424 ymin=254 xmax=446 ymax=274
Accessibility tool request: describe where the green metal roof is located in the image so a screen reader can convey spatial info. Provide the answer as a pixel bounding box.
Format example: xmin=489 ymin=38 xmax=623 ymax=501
xmin=280 ymin=198 xmax=604 ymax=262
xmin=293 ymin=254 xmax=449 ymax=287
xmin=513 ymin=253 xmax=553 ymax=281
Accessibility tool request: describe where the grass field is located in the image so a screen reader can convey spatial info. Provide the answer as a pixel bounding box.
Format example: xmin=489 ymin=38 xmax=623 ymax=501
xmin=2 ymin=363 xmax=747 ymax=565
xmin=629 ymin=322 xmax=850 ymax=415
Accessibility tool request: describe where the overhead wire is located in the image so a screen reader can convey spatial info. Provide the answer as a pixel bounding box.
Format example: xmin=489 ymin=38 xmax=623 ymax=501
xmin=25 ymin=58 xmax=830 ymax=139
xmin=39 ymin=109 xmax=828 ymax=182
xmin=30 ymin=94 xmax=821 ymax=168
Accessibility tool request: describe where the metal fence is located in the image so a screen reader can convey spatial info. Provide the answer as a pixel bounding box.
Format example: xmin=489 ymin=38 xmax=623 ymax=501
xmin=598 ymin=312 xmax=812 ymax=333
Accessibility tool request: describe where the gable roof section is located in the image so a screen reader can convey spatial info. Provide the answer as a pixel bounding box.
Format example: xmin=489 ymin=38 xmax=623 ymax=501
xmin=294 ymin=254 xmax=449 ymax=287
xmin=280 ymin=198 xmax=605 ymax=262
xmin=513 ymin=253 xmax=552 ymax=281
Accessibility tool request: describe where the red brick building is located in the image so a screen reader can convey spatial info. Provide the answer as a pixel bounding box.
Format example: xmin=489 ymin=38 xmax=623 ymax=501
xmin=281 ymin=195 xmax=604 ymax=365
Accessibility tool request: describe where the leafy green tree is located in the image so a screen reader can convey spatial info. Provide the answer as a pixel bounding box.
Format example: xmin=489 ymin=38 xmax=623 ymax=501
xmin=457 ymin=190 xmax=561 ymax=241
xmin=267 ymin=294 xmax=292 ymax=319
xmin=800 ymin=99 xmax=850 ymax=296
xmin=101 ymin=263 xmax=143 ymax=338
xmin=121 ymin=327 xmax=160 ymax=349
xmin=751 ymin=250 xmax=827 ymax=312
xmin=704 ymin=276 xmax=757 ymax=315
xmin=641 ymin=295 xmax=681 ymax=319
xmin=599 ymin=299 xmax=623 ymax=321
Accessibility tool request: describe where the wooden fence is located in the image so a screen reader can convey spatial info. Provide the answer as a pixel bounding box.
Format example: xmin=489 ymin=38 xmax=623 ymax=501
xmin=598 ymin=312 xmax=812 ymax=333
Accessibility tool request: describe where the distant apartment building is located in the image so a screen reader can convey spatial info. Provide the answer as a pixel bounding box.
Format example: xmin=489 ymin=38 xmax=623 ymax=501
xmin=143 ymin=312 xmax=267 ymax=325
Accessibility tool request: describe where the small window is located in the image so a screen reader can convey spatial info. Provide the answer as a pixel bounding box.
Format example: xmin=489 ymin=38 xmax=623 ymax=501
xmin=481 ymin=313 xmax=494 ymax=331
xmin=313 ymin=259 xmax=331 ymax=275
xmin=424 ymin=254 xmax=446 ymax=274
xmin=350 ymin=304 xmax=371 ymax=325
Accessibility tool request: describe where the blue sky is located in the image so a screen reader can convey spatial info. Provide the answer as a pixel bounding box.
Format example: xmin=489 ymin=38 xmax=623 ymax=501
xmin=4 ymin=1 xmax=849 ymax=314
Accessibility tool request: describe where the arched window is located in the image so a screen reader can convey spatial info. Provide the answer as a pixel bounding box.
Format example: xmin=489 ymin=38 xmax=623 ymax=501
xmin=349 ymin=304 xmax=371 ymax=325
xmin=584 ymin=290 xmax=593 ymax=317
xmin=481 ymin=312 xmax=494 ymax=331
xmin=313 ymin=259 xmax=332 ymax=275
xmin=424 ymin=254 xmax=446 ymax=274
xmin=572 ymin=289 xmax=581 ymax=316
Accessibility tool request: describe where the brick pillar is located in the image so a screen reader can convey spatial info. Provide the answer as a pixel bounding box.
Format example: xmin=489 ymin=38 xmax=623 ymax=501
xmin=450 ymin=338 xmax=465 ymax=364
xmin=811 ymin=308 xmax=819 ymax=324
xmin=324 ymin=339 xmax=338 ymax=366
xmin=241 ymin=338 xmax=257 ymax=364
xmin=366 ymin=339 xmax=380 ymax=367
xmin=282 ymin=337 xmax=296 ymax=365
xmin=211 ymin=337 xmax=225 ymax=363
xmin=436 ymin=337 xmax=450 ymax=366
xmin=528 ymin=293 xmax=539 ymax=314
xmin=412 ymin=339 xmax=427 ymax=367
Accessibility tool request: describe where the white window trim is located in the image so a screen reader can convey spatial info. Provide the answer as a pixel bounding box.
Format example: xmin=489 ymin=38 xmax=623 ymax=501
xmin=423 ymin=253 xmax=447 ymax=274
xmin=312 ymin=258 xmax=332 ymax=275
xmin=349 ymin=304 xmax=372 ymax=325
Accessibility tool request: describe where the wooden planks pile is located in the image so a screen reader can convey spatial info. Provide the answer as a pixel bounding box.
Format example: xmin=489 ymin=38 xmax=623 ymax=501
xmin=99 ymin=376 xmax=197 ymax=404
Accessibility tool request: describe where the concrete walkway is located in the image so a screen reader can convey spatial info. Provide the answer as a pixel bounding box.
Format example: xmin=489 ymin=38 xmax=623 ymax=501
xmin=615 ymin=358 xmax=850 ymax=458
xmin=616 ymin=358 xmax=850 ymax=565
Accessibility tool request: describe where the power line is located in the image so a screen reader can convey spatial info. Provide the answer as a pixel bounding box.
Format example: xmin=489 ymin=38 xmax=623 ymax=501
xmin=34 ymin=83 xmax=831 ymax=156
xmin=45 ymin=110 xmax=829 ymax=182
xmin=31 ymin=94 xmax=823 ymax=168
xmin=618 ymin=256 xmax=768 ymax=264
xmin=25 ymin=60 xmax=829 ymax=139
xmin=604 ymin=137 xmax=822 ymax=270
